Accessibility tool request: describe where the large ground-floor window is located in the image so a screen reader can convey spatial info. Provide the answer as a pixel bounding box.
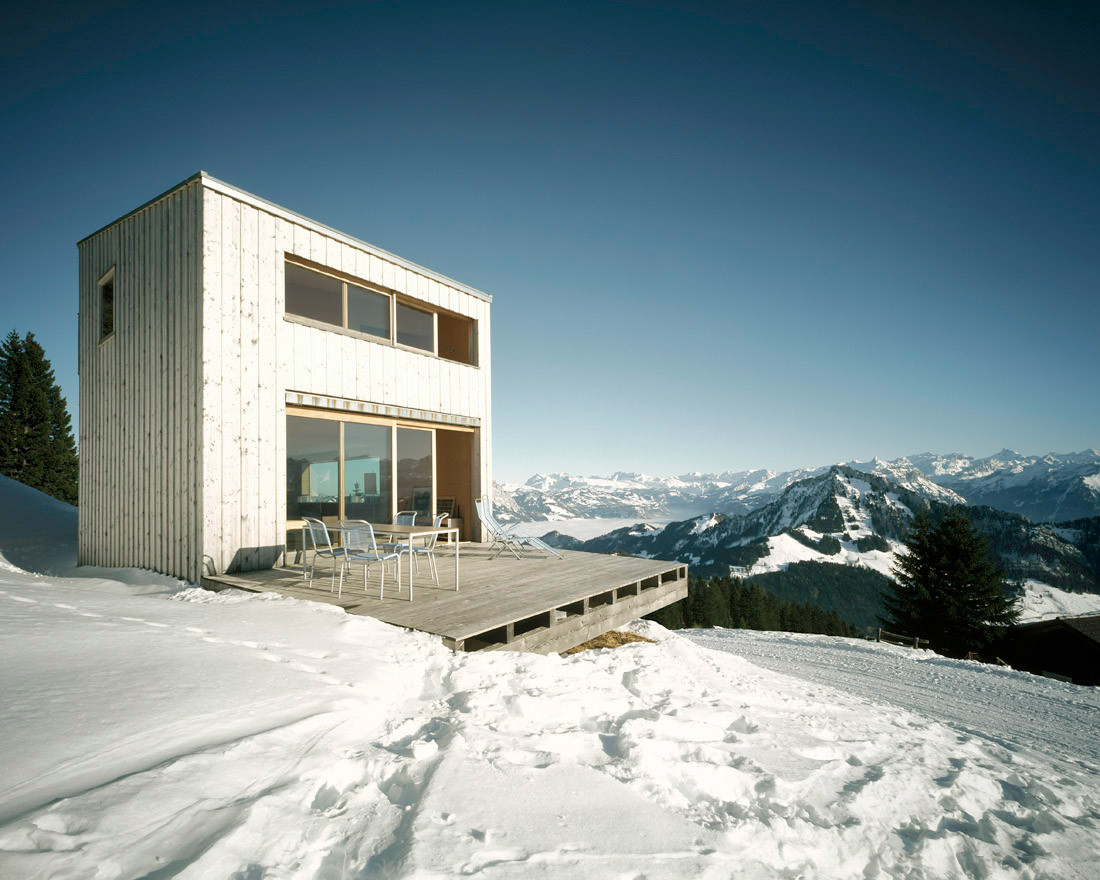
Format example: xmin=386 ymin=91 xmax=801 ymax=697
xmin=286 ymin=409 xmax=436 ymax=525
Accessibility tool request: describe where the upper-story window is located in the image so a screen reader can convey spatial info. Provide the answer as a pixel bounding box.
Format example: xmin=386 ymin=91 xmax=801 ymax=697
xmin=98 ymin=267 xmax=116 ymax=342
xmin=285 ymin=263 xmax=342 ymax=327
xmin=348 ymin=282 xmax=390 ymax=339
xmin=396 ymin=302 xmax=434 ymax=352
xmin=284 ymin=259 xmax=477 ymax=365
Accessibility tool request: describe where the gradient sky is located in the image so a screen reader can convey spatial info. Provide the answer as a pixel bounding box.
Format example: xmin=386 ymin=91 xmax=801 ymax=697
xmin=2 ymin=1 xmax=1097 ymax=483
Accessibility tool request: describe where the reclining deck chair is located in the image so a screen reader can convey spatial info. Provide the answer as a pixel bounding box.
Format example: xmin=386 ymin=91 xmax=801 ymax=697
xmin=475 ymin=498 xmax=562 ymax=559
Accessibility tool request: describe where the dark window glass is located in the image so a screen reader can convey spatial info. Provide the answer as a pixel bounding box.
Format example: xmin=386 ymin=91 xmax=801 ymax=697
xmin=396 ymin=302 xmax=434 ymax=352
xmin=397 ymin=427 xmax=433 ymax=520
xmin=344 ymin=423 xmax=392 ymax=522
xmin=100 ymin=277 xmax=114 ymax=340
xmin=286 ymin=416 xmax=340 ymax=520
xmin=347 ymin=283 xmax=390 ymax=339
xmin=285 ymin=263 xmax=342 ymax=326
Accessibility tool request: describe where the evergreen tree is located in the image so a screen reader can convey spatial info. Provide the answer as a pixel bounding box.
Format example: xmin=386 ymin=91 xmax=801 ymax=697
xmin=883 ymin=509 xmax=1019 ymax=657
xmin=0 ymin=331 xmax=79 ymax=504
xmin=702 ymin=577 xmax=731 ymax=628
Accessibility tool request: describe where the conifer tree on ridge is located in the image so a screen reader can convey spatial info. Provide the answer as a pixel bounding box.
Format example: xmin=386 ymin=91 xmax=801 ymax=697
xmin=883 ymin=508 xmax=1019 ymax=657
xmin=0 ymin=330 xmax=79 ymax=505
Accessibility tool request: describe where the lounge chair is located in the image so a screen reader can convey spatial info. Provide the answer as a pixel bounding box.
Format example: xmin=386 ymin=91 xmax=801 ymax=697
xmin=475 ymin=498 xmax=562 ymax=559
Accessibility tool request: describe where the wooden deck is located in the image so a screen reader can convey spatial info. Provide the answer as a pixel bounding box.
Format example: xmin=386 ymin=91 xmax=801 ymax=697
xmin=202 ymin=544 xmax=688 ymax=653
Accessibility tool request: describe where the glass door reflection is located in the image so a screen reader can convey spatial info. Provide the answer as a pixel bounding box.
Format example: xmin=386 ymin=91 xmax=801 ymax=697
xmin=397 ymin=427 xmax=433 ymax=522
xmin=344 ymin=422 xmax=392 ymax=523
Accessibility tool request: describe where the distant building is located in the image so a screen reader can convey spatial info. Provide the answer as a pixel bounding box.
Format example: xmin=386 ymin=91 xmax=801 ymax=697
xmin=1003 ymin=614 xmax=1100 ymax=686
xmin=78 ymin=173 xmax=491 ymax=583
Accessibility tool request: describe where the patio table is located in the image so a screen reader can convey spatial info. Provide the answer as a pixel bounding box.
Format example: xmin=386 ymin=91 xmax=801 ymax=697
xmin=369 ymin=523 xmax=460 ymax=600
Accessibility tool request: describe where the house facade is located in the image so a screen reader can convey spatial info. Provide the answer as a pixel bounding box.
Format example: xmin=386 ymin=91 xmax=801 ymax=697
xmin=78 ymin=173 xmax=491 ymax=584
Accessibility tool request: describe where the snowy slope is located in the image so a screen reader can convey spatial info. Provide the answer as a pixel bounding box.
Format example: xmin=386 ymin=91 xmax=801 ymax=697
xmin=1017 ymin=579 xmax=1100 ymax=622
xmin=0 ymin=474 xmax=77 ymax=549
xmin=1 ymin=478 xmax=1098 ymax=878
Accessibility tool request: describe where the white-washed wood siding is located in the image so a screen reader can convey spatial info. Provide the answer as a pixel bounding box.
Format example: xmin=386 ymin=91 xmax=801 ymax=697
xmin=77 ymin=182 xmax=204 ymax=583
xmin=80 ymin=175 xmax=492 ymax=580
xmin=200 ymin=186 xmax=492 ymax=573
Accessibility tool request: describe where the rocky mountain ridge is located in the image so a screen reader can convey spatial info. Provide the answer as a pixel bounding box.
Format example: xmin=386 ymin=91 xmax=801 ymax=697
xmin=495 ymin=449 xmax=1100 ymax=524
xmin=539 ymin=465 xmax=1100 ymax=627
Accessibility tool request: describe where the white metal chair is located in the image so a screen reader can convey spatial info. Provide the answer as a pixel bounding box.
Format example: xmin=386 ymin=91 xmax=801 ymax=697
xmin=338 ymin=520 xmax=402 ymax=599
xmin=405 ymin=512 xmax=448 ymax=584
xmin=380 ymin=510 xmax=419 ymax=554
xmin=302 ymin=517 xmax=348 ymax=591
xmin=475 ymin=499 xmax=562 ymax=559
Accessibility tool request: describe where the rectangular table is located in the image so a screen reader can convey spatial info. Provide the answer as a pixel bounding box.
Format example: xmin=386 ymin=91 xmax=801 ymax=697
xmin=369 ymin=522 xmax=460 ymax=600
xmin=294 ymin=520 xmax=460 ymax=600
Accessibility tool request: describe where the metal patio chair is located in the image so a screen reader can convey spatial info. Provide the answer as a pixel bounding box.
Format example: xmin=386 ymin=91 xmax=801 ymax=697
xmin=380 ymin=510 xmax=419 ymax=554
xmin=302 ymin=517 xmax=348 ymax=591
xmin=339 ymin=520 xmax=402 ymax=599
xmin=404 ymin=512 xmax=449 ymax=584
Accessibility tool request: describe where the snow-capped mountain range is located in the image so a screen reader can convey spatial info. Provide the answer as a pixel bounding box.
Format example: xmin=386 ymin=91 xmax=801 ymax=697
xmin=495 ymin=449 xmax=1100 ymax=524
xmin=547 ymin=465 xmax=1100 ymax=626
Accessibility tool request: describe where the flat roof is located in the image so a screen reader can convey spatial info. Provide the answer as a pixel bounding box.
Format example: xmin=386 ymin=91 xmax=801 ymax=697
xmin=78 ymin=171 xmax=492 ymax=303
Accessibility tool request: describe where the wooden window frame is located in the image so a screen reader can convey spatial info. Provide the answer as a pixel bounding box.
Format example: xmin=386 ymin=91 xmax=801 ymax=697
xmin=98 ymin=266 xmax=116 ymax=344
xmin=284 ymin=257 xmax=478 ymax=366
xmin=286 ymin=405 xmax=448 ymax=523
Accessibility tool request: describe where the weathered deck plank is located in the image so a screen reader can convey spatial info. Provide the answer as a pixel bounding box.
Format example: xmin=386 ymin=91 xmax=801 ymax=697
xmin=202 ymin=545 xmax=687 ymax=651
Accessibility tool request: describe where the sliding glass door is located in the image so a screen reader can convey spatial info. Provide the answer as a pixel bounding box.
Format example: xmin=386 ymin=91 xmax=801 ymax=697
xmin=396 ymin=427 xmax=433 ymax=520
xmin=286 ymin=416 xmax=340 ymax=520
xmin=286 ymin=411 xmax=435 ymax=524
xmin=344 ymin=423 xmax=392 ymax=523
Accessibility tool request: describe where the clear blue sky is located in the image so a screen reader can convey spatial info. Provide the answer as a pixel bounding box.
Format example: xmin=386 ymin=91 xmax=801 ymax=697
xmin=2 ymin=1 xmax=1097 ymax=483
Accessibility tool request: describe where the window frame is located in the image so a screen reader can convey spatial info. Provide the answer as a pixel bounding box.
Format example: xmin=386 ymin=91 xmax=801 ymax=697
xmin=98 ymin=266 xmax=116 ymax=344
xmin=283 ymin=257 xmax=478 ymax=366
xmin=285 ymin=405 xmax=457 ymax=523
xmin=285 ymin=259 xmax=391 ymax=345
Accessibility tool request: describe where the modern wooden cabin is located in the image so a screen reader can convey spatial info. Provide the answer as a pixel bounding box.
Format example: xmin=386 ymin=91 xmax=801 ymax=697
xmin=78 ymin=172 xmax=491 ymax=584
xmin=78 ymin=173 xmax=688 ymax=652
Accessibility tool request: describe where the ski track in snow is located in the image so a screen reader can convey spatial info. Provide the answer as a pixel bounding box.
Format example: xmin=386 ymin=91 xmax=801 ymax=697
xmin=685 ymin=629 xmax=1100 ymax=766
xmin=1 ymin=551 xmax=1099 ymax=877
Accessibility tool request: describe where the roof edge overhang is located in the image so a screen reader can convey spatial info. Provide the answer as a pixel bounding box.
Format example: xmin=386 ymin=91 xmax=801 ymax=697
xmin=76 ymin=171 xmax=493 ymax=304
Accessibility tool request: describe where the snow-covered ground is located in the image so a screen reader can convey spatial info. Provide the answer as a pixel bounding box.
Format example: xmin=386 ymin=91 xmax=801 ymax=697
xmin=1 ymin=477 xmax=1099 ymax=878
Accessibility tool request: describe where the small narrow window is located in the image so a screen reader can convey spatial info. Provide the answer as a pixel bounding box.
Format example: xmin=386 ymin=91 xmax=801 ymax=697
xmin=99 ymin=269 xmax=115 ymax=341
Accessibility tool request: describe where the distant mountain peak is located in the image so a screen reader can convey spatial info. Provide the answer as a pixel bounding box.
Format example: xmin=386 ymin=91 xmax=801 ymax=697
xmin=497 ymin=449 xmax=1100 ymax=525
